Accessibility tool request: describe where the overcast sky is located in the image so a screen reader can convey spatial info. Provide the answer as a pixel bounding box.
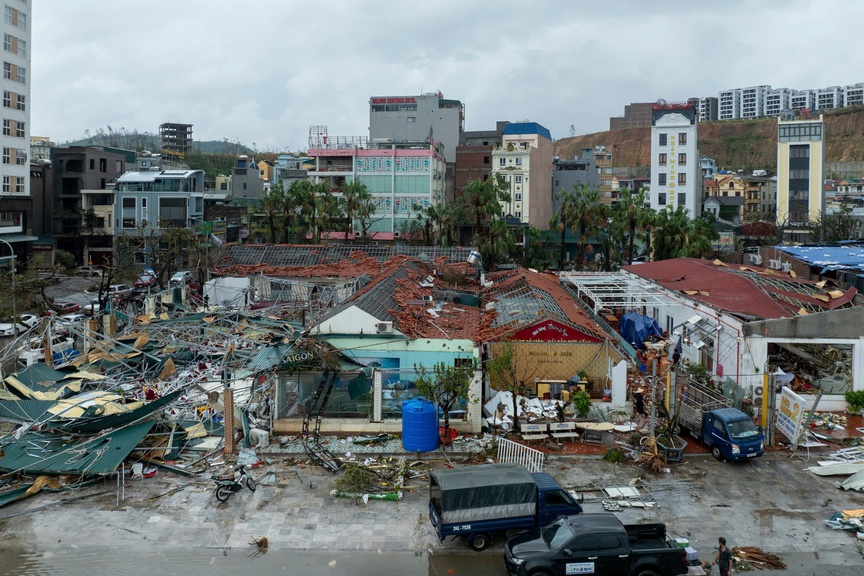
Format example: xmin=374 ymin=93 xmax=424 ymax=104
xmin=31 ymin=0 xmax=864 ymax=152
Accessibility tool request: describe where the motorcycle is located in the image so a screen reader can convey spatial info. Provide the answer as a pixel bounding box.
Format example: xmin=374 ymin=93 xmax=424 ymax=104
xmin=212 ymin=464 xmax=256 ymax=502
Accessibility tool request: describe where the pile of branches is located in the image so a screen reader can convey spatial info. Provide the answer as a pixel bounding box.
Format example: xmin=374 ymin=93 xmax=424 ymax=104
xmin=333 ymin=459 xmax=412 ymax=494
xmin=634 ymin=436 xmax=666 ymax=473
xmin=732 ymin=546 xmax=786 ymax=570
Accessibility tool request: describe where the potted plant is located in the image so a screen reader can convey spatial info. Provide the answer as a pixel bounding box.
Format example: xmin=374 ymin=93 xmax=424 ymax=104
xmin=655 ymin=432 xmax=688 ymax=463
xmin=571 ymin=390 xmax=591 ymax=419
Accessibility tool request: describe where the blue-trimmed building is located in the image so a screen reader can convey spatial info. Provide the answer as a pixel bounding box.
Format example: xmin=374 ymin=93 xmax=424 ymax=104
xmin=491 ymin=122 xmax=554 ymax=229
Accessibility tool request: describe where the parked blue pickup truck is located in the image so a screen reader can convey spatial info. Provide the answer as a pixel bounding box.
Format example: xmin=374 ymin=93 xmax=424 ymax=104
xmin=676 ymin=381 xmax=764 ymax=461
xmin=429 ymin=463 xmax=583 ymax=551
xmin=504 ymin=513 xmax=689 ymax=576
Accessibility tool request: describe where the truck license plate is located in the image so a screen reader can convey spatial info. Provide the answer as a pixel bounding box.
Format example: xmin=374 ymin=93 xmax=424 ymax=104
xmin=747 ymin=452 xmax=758 ymax=457
xmin=566 ymin=562 xmax=595 ymax=574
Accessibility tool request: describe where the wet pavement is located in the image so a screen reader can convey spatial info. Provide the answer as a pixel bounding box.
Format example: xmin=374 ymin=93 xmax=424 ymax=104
xmin=1 ymin=448 xmax=863 ymax=575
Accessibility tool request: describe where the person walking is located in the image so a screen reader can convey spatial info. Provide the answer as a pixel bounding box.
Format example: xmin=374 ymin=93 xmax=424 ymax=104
xmin=713 ymin=536 xmax=732 ymax=576
xmin=632 ymin=386 xmax=646 ymax=428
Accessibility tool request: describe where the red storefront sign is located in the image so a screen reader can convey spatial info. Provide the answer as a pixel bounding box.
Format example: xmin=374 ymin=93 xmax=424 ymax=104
xmin=510 ymin=319 xmax=603 ymax=342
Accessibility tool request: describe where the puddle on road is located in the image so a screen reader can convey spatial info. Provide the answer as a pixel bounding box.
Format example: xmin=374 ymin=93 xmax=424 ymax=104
xmin=0 ymin=546 xmax=506 ymax=575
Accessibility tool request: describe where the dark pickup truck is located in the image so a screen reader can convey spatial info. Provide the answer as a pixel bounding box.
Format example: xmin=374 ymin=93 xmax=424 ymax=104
xmin=504 ymin=513 xmax=688 ymax=576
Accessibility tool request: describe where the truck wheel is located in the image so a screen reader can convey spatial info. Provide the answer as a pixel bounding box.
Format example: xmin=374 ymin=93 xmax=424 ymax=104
xmin=635 ymin=570 xmax=658 ymax=576
xmin=468 ymin=533 xmax=490 ymax=551
xmin=711 ymin=445 xmax=723 ymax=460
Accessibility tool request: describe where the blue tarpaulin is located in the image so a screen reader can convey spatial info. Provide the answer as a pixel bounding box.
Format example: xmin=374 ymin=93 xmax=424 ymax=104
xmin=619 ymin=312 xmax=663 ymax=349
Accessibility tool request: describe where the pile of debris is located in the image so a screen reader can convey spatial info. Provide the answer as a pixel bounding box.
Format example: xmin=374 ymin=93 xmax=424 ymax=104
xmin=731 ymin=546 xmax=787 ymax=570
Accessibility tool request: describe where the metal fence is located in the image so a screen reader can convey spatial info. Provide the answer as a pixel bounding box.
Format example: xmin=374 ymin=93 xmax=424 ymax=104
xmin=496 ymin=438 xmax=545 ymax=473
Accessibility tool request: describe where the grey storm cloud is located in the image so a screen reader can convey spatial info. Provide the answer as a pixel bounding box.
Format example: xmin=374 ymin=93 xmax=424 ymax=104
xmin=31 ymin=0 xmax=864 ymax=151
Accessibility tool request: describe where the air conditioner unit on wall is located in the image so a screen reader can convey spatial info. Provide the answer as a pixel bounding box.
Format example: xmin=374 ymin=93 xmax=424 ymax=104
xmin=781 ymin=262 xmax=792 ymax=272
xmin=768 ymin=259 xmax=781 ymax=269
xmin=748 ymin=253 xmax=762 ymax=265
xmin=376 ymin=321 xmax=394 ymax=334
xmin=752 ymin=385 xmax=764 ymax=410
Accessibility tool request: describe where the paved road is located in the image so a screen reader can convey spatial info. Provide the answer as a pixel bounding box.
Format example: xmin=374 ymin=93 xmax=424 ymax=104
xmin=1 ymin=453 xmax=862 ymax=575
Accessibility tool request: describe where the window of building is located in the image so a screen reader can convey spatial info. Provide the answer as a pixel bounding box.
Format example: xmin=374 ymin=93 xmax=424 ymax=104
xmin=515 ymin=211 xmax=521 ymax=218
xmin=658 ymin=173 xmax=667 ymax=185
xmin=658 ymin=153 xmax=667 ymax=166
xmin=515 ymin=192 xmax=522 ymax=201
xmin=515 ymin=157 xmax=522 ymax=166
xmin=483 ymin=156 xmax=489 ymax=164
xmin=15 ymin=93 xmax=23 ymax=110
xmin=1 ymin=147 xmax=7 ymax=164
xmin=678 ymin=173 xmax=686 ymax=185
xmin=678 ymin=193 xmax=686 ymax=206
xmin=2 ymin=90 xmax=8 ymax=108
xmin=115 ymin=160 xmax=122 ymax=173
xmin=659 ymin=133 xmax=667 ymax=146
xmin=2 ymin=119 xmax=9 ymax=136
xmin=15 ymin=148 xmax=24 ymax=165
xmin=678 ymin=153 xmax=687 ymax=165
xmin=159 ymin=197 xmax=187 ymax=227
xmin=2 ymin=34 xmax=9 ymax=53
xmin=15 ymin=120 xmax=23 ymax=137
xmin=515 ymin=175 xmax=522 ymax=183
xmin=499 ymin=157 xmax=506 ymax=166
xmin=658 ymin=193 xmax=666 ymax=205
xmin=1 ymin=175 xmax=8 ymax=193
xmin=100 ymin=158 xmax=107 ymax=172
xmin=679 ymin=133 xmax=687 ymax=145
xmin=89 ymin=159 xmax=95 ymax=170
xmin=13 ymin=176 xmax=23 ymax=192
xmin=407 ymin=116 xmax=416 ymax=123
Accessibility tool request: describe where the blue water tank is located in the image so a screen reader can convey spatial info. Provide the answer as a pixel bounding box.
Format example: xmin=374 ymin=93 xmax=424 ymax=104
xmin=402 ymin=398 xmax=439 ymax=452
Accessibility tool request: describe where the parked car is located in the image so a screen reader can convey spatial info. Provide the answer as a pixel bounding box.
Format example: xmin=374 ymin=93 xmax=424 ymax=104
xmin=78 ymin=265 xmax=102 ymax=277
xmin=83 ymin=298 xmax=102 ymax=316
xmin=17 ymin=313 xmax=39 ymax=328
xmin=170 ymin=271 xmax=193 ymax=286
xmin=134 ymin=274 xmax=157 ymax=289
xmin=58 ymin=312 xmax=87 ymax=325
xmin=42 ymin=302 xmax=81 ymax=316
xmin=0 ymin=320 xmax=25 ymax=337
xmin=108 ymin=284 xmax=133 ymax=298
xmin=504 ymin=513 xmax=689 ymax=576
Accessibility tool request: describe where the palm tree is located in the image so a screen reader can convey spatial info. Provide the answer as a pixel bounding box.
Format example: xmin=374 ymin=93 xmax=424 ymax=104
xmin=615 ymin=187 xmax=652 ymax=264
xmin=462 ymin=175 xmax=510 ymax=239
xmin=475 ymin=217 xmax=514 ymax=271
xmin=570 ymin=185 xmax=603 ymax=270
xmin=652 ymin=207 xmax=715 ymax=260
xmin=260 ymin=181 xmax=284 ymax=244
xmin=285 ymin=180 xmax=308 ymax=243
xmin=340 ymin=180 xmax=373 ymax=244
xmin=550 ymin=187 xmax=577 ymax=271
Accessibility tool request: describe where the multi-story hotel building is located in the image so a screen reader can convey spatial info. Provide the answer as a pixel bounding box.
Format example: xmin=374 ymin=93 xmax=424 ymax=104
xmin=649 ymin=102 xmax=700 ymax=217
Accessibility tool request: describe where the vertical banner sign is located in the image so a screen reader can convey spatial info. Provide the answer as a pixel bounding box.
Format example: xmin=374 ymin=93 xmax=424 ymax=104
xmin=776 ymin=386 xmax=805 ymax=448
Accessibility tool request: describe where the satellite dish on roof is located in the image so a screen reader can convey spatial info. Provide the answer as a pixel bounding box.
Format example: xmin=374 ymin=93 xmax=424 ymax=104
xmin=657 ymin=98 xmax=667 ymax=107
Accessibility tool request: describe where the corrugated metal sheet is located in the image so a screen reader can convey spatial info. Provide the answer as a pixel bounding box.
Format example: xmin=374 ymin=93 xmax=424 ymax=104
xmin=247 ymin=343 xmax=294 ymax=371
xmin=0 ymin=399 xmax=55 ymax=423
xmin=0 ymin=421 xmax=154 ymax=475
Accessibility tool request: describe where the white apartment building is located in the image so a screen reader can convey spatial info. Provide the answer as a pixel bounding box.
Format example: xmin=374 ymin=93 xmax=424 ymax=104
xmin=649 ymin=103 xmax=701 ymax=218
xmin=817 ymin=86 xmax=843 ymax=111
xmin=845 ymin=83 xmax=864 ymax=107
xmin=790 ymin=90 xmax=816 ymax=113
xmin=741 ymin=85 xmax=770 ymax=118
xmin=490 ymin=122 xmax=553 ymax=229
xmin=764 ymin=88 xmax=791 ymax=117
xmin=0 ymin=0 xmax=31 ymax=256
xmin=718 ymin=89 xmax=741 ymax=120
xmin=716 ymin=82 xmax=863 ymax=119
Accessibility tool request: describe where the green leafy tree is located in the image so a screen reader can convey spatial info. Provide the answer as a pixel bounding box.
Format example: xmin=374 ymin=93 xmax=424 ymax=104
xmin=811 ymin=205 xmax=858 ymax=242
xmin=260 ymin=180 xmax=284 ymax=244
xmin=487 ymin=340 xmax=548 ymax=433
xmin=414 ymin=361 xmax=476 ymax=438
xmin=518 ymin=226 xmax=552 ymax=270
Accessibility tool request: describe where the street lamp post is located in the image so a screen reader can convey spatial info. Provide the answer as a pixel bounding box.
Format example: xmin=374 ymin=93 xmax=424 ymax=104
xmin=0 ymin=239 xmax=15 ymax=336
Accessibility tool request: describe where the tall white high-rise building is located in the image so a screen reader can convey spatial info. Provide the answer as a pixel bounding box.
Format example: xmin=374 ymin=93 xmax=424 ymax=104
xmin=765 ymin=88 xmax=792 ymax=117
xmin=741 ymin=85 xmax=770 ymax=118
xmin=718 ymin=89 xmax=741 ymax=120
xmin=650 ymin=103 xmax=700 ymax=218
xmin=0 ymin=0 xmax=31 ymax=254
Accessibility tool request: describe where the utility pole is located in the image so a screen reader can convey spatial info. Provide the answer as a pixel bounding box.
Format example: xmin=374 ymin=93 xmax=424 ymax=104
xmin=649 ymin=358 xmax=657 ymax=437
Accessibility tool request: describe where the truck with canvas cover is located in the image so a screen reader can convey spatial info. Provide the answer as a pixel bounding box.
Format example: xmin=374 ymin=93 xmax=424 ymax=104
xmin=429 ymin=463 xmax=583 ymax=551
xmin=676 ymin=380 xmax=764 ymax=461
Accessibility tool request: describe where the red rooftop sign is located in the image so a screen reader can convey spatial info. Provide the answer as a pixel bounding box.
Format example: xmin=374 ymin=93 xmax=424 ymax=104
xmin=652 ymin=102 xmax=695 ymax=111
xmin=371 ymin=97 xmax=417 ymax=104
xmin=511 ymin=319 xmax=602 ymax=343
